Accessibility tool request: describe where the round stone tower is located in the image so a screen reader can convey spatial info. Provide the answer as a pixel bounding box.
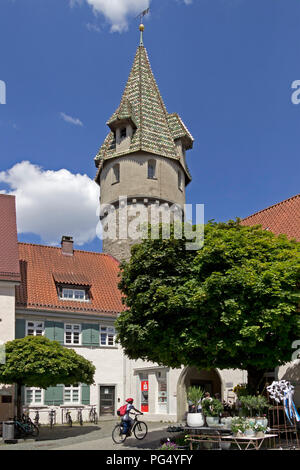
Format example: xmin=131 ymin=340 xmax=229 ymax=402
xmin=94 ymin=26 xmax=194 ymax=262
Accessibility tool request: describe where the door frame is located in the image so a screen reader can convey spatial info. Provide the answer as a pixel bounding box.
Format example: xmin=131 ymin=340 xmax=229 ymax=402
xmin=99 ymin=384 xmax=117 ymax=417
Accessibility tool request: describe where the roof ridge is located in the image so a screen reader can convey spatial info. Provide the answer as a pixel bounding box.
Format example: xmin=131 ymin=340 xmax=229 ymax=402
xmin=17 ymin=242 xmax=119 ymax=260
xmin=242 ymin=193 xmax=300 ymax=221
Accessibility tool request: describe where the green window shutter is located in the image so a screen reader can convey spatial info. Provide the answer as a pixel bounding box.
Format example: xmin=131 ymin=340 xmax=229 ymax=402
xmin=90 ymin=325 xmax=100 ymax=346
xmin=54 ymin=322 xmax=64 ymax=344
xmin=15 ymin=319 xmax=25 ymax=339
xmin=81 ymin=384 xmax=90 ymax=405
xmin=45 ymin=321 xmax=55 ymax=340
xmin=45 ymin=321 xmax=64 ymax=344
xmin=82 ymin=323 xmax=99 ymax=346
xmin=45 ymin=385 xmax=64 ymax=406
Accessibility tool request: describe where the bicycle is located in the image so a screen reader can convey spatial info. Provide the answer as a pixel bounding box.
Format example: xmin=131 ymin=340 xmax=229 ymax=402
xmin=49 ymin=409 xmax=56 ymax=428
xmin=77 ymin=408 xmax=83 ymax=426
xmin=14 ymin=415 xmax=39 ymax=439
xmin=89 ymin=405 xmax=98 ymax=425
xmin=112 ymin=412 xmax=147 ymax=444
xmin=65 ymin=409 xmax=73 ymax=427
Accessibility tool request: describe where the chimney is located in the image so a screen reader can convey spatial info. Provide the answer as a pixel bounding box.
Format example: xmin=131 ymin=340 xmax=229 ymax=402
xmin=61 ymin=236 xmax=74 ymax=256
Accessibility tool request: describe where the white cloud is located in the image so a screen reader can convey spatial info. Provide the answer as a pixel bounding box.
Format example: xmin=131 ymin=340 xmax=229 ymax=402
xmin=60 ymin=112 xmax=83 ymax=126
xmin=0 ymin=161 xmax=99 ymax=246
xmin=86 ymin=22 xmax=101 ymax=33
xmin=72 ymin=0 xmax=192 ymax=33
xmin=78 ymin=0 xmax=151 ymax=33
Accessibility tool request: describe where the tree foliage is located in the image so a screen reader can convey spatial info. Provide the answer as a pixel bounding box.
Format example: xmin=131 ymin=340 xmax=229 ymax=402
xmin=0 ymin=336 xmax=95 ymax=388
xmin=116 ymin=221 xmax=300 ymax=390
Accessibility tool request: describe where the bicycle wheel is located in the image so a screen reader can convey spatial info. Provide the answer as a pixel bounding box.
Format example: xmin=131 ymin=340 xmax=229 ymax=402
xmin=93 ymin=411 xmax=98 ymax=425
xmin=112 ymin=424 xmax=127 ymax=444
xmin=133 ymin=421 xmax=148 ymax=440
xmin=28 ymin=423 xmax=39 ymax=438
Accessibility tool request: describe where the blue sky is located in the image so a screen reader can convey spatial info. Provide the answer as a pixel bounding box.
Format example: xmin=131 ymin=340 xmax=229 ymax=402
xmin=0 ymin=0 xmax=299 ymax=252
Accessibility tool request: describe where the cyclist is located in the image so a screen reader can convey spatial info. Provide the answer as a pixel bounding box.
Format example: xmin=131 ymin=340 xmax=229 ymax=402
xmin=122 ymin=398 xmax=142 ymax=435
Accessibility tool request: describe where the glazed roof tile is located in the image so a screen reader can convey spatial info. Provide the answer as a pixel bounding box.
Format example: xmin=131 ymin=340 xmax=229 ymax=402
xmin=94 ymin=45 xmax=193 ymax=181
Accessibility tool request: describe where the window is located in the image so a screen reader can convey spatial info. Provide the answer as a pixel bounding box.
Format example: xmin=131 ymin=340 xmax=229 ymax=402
xmin=100 ymin=326 xmax=115 ymax=346
xmin=120 ymin=128 xmax=127 ymax=139
xmin=112 ymin=163 xmax=120 ymax=184
xmin=178 ymin=170 xmax=183 ymax=191
xmin=65 ymin=324 xmax=81 ymax=345
xmin=26 ymin=321 xmax=44 ymax=336
xmin=64 ymin=385 xmax=80 ymax=404
xmin=25 ymin=387 xmax=43 ymax=405
xmin=148 ymin=160 xmax=156 ymax=179
xmin=61 ymin=288 xmax=87 ymax=301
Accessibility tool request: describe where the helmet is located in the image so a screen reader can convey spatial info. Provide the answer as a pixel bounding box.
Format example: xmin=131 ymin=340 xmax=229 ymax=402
xmin=126 ymin=398 xmax=134 ymax=403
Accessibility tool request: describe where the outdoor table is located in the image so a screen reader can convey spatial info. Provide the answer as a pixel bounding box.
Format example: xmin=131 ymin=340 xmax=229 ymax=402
xmin=183 ymin=426 xmax=232 ymax=450
xmin=221 ymin=434 xmax=278 ymax=450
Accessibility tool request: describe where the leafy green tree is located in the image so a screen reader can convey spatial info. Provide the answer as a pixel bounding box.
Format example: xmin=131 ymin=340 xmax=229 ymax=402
xmin=116 ymin=221 xmax=300 ymax=393
xmin=0 ymin=336 xmax=95 ymax=418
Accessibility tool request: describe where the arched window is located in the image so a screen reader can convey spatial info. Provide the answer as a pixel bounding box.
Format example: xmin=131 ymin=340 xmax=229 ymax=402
xmin=178 ymin=170 xmax=183 ymax=191
xmin=112 ymin=163 xmax=120 ymax=184
xmin=148 ymin=160 xmax=156 ymax=179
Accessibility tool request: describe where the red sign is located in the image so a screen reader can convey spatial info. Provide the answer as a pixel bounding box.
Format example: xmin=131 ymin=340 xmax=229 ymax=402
xmin=141 ymin=380 xmax=149 ymax=392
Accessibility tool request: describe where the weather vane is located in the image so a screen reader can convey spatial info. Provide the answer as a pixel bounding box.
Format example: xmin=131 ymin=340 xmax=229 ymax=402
xmin=135 ymin=8 xmax=150 ymax=45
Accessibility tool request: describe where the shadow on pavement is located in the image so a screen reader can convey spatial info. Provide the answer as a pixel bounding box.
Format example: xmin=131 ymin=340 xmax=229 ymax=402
xmin=123 ymin=429 xmax=169 ymax=450
xmin=36 ymin=425 xmax=101 ymax=441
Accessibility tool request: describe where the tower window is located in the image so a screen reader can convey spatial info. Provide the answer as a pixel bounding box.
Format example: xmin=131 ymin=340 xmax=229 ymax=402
xmin=148 ymin=160 xmax=156 ymax=179
xmin=178 ymin=170 xmax=183 ymax=191
xmin=120 ymin=128 xmax=127 ymax=140
xmin=112 ymin=163 xmax=120 ymax=184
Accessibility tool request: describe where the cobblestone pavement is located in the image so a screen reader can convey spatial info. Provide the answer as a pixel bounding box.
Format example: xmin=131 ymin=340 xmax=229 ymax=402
xmin=0 ymin=420 xmax=172 ymax=451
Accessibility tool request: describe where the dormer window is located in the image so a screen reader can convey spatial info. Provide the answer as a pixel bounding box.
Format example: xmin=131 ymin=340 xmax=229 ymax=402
xmin=60 ymin=287 xmax=89 ymax=302
xmin=148 ymin=160 xmax=156 ymax=179
xmin=120 ymin=128 xmax=127 ymax=140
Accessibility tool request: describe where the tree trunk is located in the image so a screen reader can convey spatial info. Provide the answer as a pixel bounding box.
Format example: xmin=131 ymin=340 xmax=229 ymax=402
xmin=16 ymin=383 xmax=22 ymax=419
xmin=246 ymin=367 xmax=266 ymax=395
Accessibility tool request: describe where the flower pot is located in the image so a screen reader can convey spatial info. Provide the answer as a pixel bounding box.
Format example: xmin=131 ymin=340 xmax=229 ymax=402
xmin=206 ymin=416 xmax=220 ymax=427
xmin=220 ymin=441 xmax=231 ymax=450
xmin=202 ymin=441 xmax=213 ymax=450
xmin=221 ymin=417 xmax=232 ymax=430
xmin=255 ymin=417 xmax=268 ymax=427
xmin=187 ymin=412 xmax=204 ymax=427
xmin=255 ymin=431 xmax=265 ymax=438
xmin=244 ymin=428 xmax=256 ymax=437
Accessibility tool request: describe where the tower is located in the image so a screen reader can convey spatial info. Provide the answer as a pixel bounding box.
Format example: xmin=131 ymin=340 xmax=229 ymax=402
xmin=94 ymin=25 xmax=193 ymax=262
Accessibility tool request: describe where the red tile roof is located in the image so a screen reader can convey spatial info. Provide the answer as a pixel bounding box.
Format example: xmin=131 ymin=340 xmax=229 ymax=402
xmin=0 ymin=195 xmax=21 ymax=282
xmin=241 ymin=193 xmax=300 ymax=241
xmin=16 ymin=243 xmax=124 ymax=317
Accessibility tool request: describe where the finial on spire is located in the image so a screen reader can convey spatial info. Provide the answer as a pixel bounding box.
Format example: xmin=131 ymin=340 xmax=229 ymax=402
xmin=139 ymin=23 xmax=145 ymax=46
xmin=136 ymin=7 xmax=149 ymax=46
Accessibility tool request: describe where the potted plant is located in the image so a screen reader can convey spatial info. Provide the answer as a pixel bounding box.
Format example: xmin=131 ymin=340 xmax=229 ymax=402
xmin=158 ymin=439 xmax=178 ymax=450
xmin=186 ymin=386 xmax=205 ymax=427
xmin=252 ymin=422 xmax=269 ymax=438
xmin=231 ymin=417 xmax=248 ymax=436
xmin=239 ymin=395 xmax=269 ymax=425
xmin=202 ymin=398 xmax=224 ymax=427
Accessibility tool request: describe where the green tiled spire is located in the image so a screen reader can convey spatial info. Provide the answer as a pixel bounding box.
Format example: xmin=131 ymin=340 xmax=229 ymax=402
xmin=94 ymin=43 xmax=193 ymax=181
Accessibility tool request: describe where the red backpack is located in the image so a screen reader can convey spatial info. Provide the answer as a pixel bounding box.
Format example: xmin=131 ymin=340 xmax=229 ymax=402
xmin=117 ymin=404 xmax=127 ymax=417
